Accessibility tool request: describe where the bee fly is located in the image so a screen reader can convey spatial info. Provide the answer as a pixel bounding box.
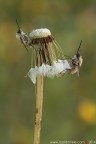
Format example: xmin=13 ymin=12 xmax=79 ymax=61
xmin=68 ymin=40 xmax=83 ymax=76
xmin=16 ymin=20 xmax=32 ymax=51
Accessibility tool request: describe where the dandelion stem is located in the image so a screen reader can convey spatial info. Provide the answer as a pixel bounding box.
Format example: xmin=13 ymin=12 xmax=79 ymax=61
xmin=33 ymin=75 xmax=43 ymax=144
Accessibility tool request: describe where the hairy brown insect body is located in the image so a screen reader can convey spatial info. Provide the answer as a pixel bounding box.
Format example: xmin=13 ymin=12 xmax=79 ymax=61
xmin=68 ymin=40 xmax=83 ymax=76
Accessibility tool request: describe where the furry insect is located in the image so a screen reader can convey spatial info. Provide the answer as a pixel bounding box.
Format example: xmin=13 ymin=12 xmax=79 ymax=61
xmin=16 ymin=20 xmax=32 ymax=51
xmin=68 ymin=40 xmax=83 ymax=76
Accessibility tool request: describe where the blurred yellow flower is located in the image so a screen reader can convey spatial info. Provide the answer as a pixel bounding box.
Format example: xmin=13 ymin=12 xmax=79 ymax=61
xmin=78 ymin=100 xmax=96 ymax=124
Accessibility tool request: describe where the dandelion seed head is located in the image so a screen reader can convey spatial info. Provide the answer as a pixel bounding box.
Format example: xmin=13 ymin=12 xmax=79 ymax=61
xmin=25 ymin=28 xmax=72 ymax=83
xmin=30 ymin=28 xmax=56 ymax=66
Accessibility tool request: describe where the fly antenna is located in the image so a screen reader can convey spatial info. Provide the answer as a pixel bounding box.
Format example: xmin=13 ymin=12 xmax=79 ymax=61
xmin=16 ymin=19 xmax=20 ymax=30
xmin=77 ymin=40 xmax=82 ymax=54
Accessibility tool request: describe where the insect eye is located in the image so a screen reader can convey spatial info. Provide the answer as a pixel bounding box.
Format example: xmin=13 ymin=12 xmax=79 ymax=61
xmin=17 ymin=29 xmax=21 ymax=34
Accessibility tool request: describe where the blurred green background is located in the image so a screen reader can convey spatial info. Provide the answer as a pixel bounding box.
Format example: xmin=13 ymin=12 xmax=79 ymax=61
xmin=0 ymin=0 xmax=96 ymax=144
